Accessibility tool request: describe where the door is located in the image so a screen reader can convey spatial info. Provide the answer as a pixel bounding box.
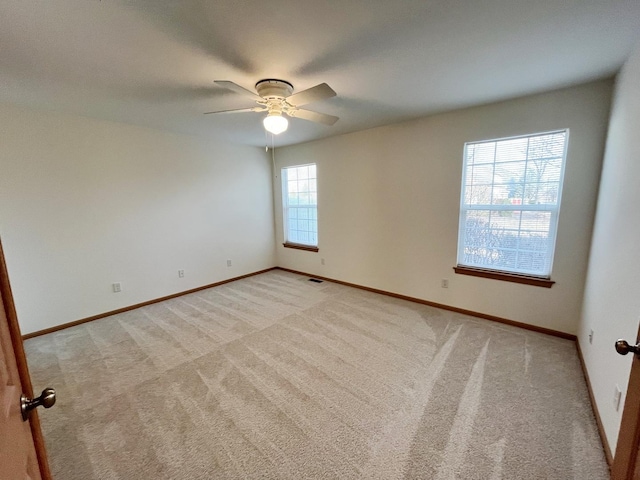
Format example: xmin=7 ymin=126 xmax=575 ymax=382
xmin=0 ymin=238 xmax=53 ymax=479
xmin=612 ymin=325 xmax=640 ymax=479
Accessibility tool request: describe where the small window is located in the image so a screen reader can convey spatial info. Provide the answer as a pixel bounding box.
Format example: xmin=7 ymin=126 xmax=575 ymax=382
xmin=282 ymin=164 xmax=318 ymax=251
xmin=456 ymin=130 xmax=568 ymax=280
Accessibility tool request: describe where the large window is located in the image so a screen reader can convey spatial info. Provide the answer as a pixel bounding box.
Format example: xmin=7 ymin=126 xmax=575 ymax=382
xmin=282 ymin=164 xmax=318 ymax=251
xmin=457 ymin=130 xmax=568 ymax=280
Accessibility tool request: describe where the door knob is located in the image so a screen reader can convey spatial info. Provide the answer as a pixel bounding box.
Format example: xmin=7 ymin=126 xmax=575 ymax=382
xmin=615 ymin=339 xmax=640 ymax=356
xmin=21 ymin=387 xmax=56 ymax=421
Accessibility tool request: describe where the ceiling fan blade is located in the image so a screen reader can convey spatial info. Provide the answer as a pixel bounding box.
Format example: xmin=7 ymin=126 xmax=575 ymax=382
xmin=203 ymin=107 xmax=266 ymax=115
xmin=288 ymin=108 xmax=339 ymax=126
xmin=286 ymin=83 xmax=336 ymax=107
xmin=214 ymin=81 xmax=263 ymax=101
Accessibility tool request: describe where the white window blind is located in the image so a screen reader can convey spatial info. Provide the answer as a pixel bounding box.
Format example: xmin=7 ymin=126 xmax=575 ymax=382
xmin=282 ymin=164 xmax=318 ymax=246
xmin=457 ymin=130 xmax=568 ymax=277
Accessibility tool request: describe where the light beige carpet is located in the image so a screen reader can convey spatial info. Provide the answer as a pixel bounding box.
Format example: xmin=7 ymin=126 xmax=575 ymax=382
xmin=25 ymin=270 xmax=608 ymax=479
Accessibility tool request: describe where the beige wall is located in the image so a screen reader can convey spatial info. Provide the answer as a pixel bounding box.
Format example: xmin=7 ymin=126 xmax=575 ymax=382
xmin=274 ymin=80 xmax=612 ymax=335
xmin=0 ymin=104 xmax=276 ymax=334
xmin=579 ymin=44 xmax=640 ymax=452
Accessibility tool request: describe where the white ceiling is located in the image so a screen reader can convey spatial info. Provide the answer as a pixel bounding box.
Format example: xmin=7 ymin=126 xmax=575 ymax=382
xmin=1 ymin=1 xmax=639 ymax=147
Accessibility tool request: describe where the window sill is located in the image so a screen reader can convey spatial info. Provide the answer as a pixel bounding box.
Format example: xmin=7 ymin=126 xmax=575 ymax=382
xmin=453 ymin=266 xmax=555 ymax=288
xmin=283 ymin=243 xmax=319 ymax=252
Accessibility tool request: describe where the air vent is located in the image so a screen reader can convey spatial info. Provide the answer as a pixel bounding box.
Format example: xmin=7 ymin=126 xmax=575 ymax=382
xmin=308 ymin=278 xmax=323 ymax=283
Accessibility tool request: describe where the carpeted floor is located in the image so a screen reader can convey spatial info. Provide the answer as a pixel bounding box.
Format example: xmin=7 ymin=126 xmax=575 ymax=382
xmin=24 ymin=270 xmax=608 ymax=479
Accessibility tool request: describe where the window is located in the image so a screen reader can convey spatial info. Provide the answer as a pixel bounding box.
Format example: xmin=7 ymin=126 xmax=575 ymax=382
xmin=456 ymin=130 xmax=568 ymax=282
xmin=282 ymin=164 xmax=318 ymax=251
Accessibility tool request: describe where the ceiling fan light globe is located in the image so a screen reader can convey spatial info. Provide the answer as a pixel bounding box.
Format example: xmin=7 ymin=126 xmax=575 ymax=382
xmin=263 ymin=114 xmax=288 ymax=135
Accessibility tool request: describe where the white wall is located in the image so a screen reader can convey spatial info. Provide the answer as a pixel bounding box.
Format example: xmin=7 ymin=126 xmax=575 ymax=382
xmin=274 ymin=80 xmax=612 ymax=335
xmin=579 ymin=45 xmax=640 ymax=453
xmin=0 ymin=104 xmax=276 ymax=334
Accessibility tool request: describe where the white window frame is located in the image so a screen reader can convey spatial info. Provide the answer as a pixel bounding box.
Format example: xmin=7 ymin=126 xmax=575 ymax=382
xmin=282 ymin=163 xmax=318 ymax=249
xmin=456 ymin=129 xmax=569 ymax=279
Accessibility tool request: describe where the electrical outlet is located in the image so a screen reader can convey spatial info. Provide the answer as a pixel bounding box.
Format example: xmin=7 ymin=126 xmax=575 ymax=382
xmin=112 ymin=282 xmax=122 ymax=293
xmin=614 ymin=385 xmax=622 ymax=411
xmin=441 ymin=279 xmax=449 ymax=288
xmin=321 ymin=258 xmax=325 ymax=265
xmin=227 ymin=259 xmax=232 ymax=267
xmin=178 ymin=269 xmax=185 ymax=278
xmin=588 ymin=329 xmax=594 ymax=344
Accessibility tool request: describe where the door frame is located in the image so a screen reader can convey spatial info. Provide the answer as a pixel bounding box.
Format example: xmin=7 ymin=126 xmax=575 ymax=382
xmin=0 ymin=239 xmax=52 ymax=479
xmin=612 ymin=323 xmax=640 ymax=479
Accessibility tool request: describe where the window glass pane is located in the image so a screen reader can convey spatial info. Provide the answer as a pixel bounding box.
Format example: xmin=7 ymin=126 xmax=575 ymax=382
xmin=282 ymin=164 xmax=318 ymax=247
xmin=520 ymin=211 xmax=551 ymax=232
xmin=461 ymin=208 xmax=554 ymax=275
xmin=469 ymin=142 xmax=495 ymax=165
xmin=458 ymin=130 xmax=567 ymax=276
xmin=495 ymin=137 xmax=528 ymax=163
xmin=469 ymin=164 xmax=493 ymax=184
xmin=465 ymin=185 xmax=492 ymax=205
xmin=525 ymin=158 xmax=562 ymax=183
xmin=494 ymin=161 xmax=526 ymax=184
xmin=519 ymin=231 xmax=549 ymax=251
xmin=490 ymin=184 xmax=509 ymax=205
xmin=528 ymin=133 xmax=566 ymax=159
xmin=524 ymin=183 xmax=559 ymax=205
xmin=525 ymin=161 xmax=556 ymax=185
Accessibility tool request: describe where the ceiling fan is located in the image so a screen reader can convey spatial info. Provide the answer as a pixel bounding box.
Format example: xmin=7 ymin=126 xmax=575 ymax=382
xmin=205 ymin=79 xmax=339 ymax=135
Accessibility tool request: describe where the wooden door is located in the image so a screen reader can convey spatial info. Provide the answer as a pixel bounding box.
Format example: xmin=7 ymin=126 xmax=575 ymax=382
xmin=0 ymin=239 xmax=52 ymax=479
xmin=612 ymin=324 xmax=640 ymax=479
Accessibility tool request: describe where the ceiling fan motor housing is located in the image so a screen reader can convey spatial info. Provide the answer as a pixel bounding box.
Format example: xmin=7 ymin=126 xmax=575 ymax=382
xmin=255 ymin=79 xmax=294 ymax=99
